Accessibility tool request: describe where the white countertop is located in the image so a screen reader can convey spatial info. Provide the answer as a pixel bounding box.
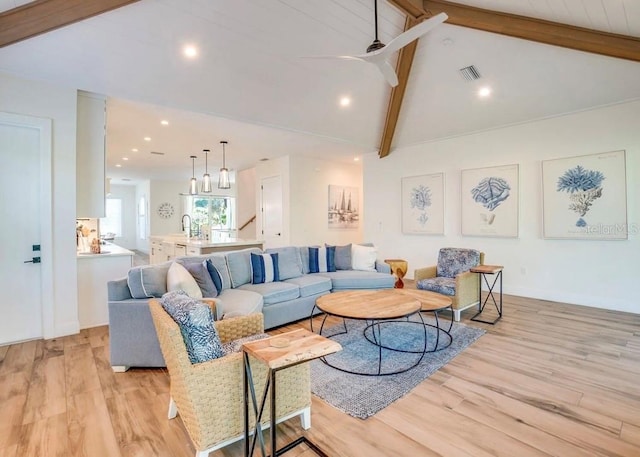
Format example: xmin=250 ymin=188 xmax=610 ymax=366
xmin=151 ymin=235 xmax=263 ymax=249
xmin=77 ymin=242 xmax=135 ymax=259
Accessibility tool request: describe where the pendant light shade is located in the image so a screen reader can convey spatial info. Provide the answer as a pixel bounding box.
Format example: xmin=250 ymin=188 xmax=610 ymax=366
xmin=188 ymin=155 xmax=198 ymax=195
xmin=201 ymin=149 xmax=212 ymax=193
xmin=218 ymin=140 xmax=230 ymax=189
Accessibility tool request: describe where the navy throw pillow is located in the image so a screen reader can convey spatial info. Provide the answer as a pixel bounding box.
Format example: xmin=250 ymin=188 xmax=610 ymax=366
xmin=309 ymin=246 xmax=336 ymax=273
xmin=250 ymin=252 xmax=280 ymax=284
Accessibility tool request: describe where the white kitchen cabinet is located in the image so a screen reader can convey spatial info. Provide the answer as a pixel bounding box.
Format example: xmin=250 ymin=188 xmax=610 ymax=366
xmin=76 ymin=91 xmax=106 ymax=218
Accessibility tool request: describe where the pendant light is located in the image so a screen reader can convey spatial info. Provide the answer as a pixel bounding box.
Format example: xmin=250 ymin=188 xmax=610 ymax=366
xmin=201 ymin=149 xmax=212 ymax=193
xmin=218 ymin=140 xmax=230 ymax=189
xmin=188 ymin=155 xmax=198 ymax=195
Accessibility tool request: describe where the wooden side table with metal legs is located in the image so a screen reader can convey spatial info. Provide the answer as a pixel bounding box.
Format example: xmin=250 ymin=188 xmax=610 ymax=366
xmin=470 ymin=265 xmax=503 ymax=324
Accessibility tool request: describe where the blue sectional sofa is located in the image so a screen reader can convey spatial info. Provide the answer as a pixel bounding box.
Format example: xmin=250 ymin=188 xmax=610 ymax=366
xmin=108 ymin=245 xmax=394 ymax=371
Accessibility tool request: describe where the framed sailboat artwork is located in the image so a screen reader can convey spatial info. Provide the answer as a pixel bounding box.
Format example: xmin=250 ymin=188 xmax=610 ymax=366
xmin=328 ymin=185 xmax=359 ymax=229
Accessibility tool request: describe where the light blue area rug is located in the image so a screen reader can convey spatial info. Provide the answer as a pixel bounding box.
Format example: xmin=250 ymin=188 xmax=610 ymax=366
xmin=310 ymin=316 xmax=485 ymax=419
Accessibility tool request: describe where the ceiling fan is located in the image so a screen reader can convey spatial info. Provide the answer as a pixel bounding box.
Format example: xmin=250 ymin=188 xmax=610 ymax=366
xmin=309 ymin=1 xmax=448 ymax=87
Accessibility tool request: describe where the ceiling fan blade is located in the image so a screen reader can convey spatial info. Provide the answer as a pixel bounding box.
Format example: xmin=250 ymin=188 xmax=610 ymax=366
xmin=376 ymin=60 xmax=399 ymax=87
xmin=380 ymin=12 xmax=448 ymax=56
xmin=301 ymin=55 xmax=366 ymax=62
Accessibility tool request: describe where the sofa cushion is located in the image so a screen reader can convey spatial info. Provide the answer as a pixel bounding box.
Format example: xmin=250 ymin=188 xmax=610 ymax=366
xmin=127 ymin=262 xmax=171 ymax=298
xmin=215 ymin=289 xmax=264 ymax=320
xmin=251 ymin=252 xmax=280 ymax=284
xmin=351 ymin=244 xmax=377 ymax=272
xmin=226 ymin=248 xmax=262 ymax=288
xmin=317 ymin=270 xmax=395 ymax=290
xmin=300 ymin=246 xmax=311 ymax=274
xmin=416 ymin=277 xmax=456 ymax=296
xmin=167 ymin=262 xmax=203 ymax=298
xmin=265 ymin=246 xmax=303 ymax=280
xmin=309 ymin=246 xmax=336 ymax=273
xmin=284 ymin=275 xmax=332 ymax=298
xmin=238 ymin=281 xmax=300 ymax=305
xmin=436 ymin=248 xmax=481 ymax=278
xmin=183 ymin=261 xmax=218 ymax=298
xmin=160 ymin=290 xmax=224 ymax=364
xmin=333 ymin=243 xmax=352 ymax=270
xmin=185 ymin=254 xmax=232 ymax=291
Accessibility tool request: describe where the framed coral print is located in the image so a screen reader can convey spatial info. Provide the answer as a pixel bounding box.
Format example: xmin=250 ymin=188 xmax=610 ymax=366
xmin=461 ymin=164 xmax=519 ymax=237
xmin=401 ymin=173 xmax=444 ymax=235
xmin=542 ymin=150 xmax=627 ymax=240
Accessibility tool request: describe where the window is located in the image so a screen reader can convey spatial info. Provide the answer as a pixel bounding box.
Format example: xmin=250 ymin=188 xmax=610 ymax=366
xmin=183 ymin=195 xmax=235 ymax=238
xmin=100 ymin=198 xmax=123 ymax=238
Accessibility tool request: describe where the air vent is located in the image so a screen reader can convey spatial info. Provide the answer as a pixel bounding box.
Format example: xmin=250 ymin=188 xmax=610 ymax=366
xmin=150 ymin=151 xmax=165 ymax=155
xmin=459 ymin=65 xmax=481 ymax=81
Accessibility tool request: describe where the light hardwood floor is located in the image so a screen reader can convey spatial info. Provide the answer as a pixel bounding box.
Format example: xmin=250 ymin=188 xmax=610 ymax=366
xmin=1 ymin=291 xmax=639 ymax=457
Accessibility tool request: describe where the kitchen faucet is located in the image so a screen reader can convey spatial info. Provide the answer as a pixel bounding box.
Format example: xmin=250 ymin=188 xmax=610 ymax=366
xmin=181 ymin=214 xmax=192 ymax=238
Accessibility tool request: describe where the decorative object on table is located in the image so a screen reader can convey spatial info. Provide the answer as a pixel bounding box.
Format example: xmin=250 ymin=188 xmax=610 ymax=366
xmin=310 ymin=317 xmax=484 ymax=419
xmin=157 ymin=202 xmax=174 ymax=219
xmin=461 ymin=164 xmax=519 ymax=237
xmin=384 ymin=258 xmax=408 ymax=288
xmin=90 ymin=238 xmax=101 ymax=254
xmin=542 ymin=150 xmax=627 ymax=240
xmin=470 ymin=265 xmax=503 ymax=324
xmin=401 ymin=173 xmax=444 ymax=235
xmin=218 ymin=140 xmax=231 ymax=189
xmin=328 ymin=185 xmax=359 ymax=229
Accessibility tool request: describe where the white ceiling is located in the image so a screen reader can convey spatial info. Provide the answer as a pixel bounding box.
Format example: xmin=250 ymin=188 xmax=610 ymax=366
xmin=1 ymin=0 xmax=639 ymax=185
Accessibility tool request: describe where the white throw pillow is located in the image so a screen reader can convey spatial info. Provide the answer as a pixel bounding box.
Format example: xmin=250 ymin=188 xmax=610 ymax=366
xmin=351 ymin=244 xmax=377 ymax=272
xmin=167 ymin=262 xmax=203 ymax=299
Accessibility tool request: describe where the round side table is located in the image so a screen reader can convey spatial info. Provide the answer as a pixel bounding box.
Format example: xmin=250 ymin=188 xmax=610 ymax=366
xmin=384 ymin=259 xmax=408 ymax=289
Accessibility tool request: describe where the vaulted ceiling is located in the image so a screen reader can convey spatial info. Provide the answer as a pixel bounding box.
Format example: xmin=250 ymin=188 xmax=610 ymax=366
xmin=1 ymin=0 xmax=639 ymax=183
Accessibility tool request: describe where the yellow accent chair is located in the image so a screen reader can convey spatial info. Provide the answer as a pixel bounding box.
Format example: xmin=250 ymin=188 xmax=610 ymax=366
xmin=414 ymin=248 xmax=484 ymax=321
xmin=149 ymin=299 xmax=311 ymax=457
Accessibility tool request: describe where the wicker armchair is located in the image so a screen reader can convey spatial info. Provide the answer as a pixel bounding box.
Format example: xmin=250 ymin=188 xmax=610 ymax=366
xmin=414 ymin=248 xmax=484 ymax=321
xmin=149 ymin=299 xmax=311 ymax=457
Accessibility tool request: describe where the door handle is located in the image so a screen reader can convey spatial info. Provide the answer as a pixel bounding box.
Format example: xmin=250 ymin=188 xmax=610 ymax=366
xmin=276 ymin=233 xmax=281 ymax=236
xmin=24 ymin=256 xmax=41 ymax=264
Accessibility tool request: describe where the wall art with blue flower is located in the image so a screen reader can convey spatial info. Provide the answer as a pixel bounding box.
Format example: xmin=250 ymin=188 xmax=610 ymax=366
xmin=401 ymin=173 xmax=444 ymax=235
xmin=542 ymin=150 xmax=627 ymax=240
xmin=461 ymin=164 xmax=519 ymax=237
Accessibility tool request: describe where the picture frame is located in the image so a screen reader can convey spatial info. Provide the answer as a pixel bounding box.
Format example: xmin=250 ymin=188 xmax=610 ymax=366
xmin=328 ymin=185 xmax=359 ymax=229
xmin=401 ymin=173 xmax=445 ymax=235
xmin=542 ymin=150 xmax=627 ymax=240
xmin=461 ymin=164 xmax=519 ymax=237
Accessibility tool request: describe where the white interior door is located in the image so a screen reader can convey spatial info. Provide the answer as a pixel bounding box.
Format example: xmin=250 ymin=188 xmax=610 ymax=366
xmin=0 ymin=115 xmax=44 ymax=345
xmin=261 ymin=175 xmax=283 ymax=248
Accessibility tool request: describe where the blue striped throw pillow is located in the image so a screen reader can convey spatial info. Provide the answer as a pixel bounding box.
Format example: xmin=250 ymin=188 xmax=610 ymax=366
xmin=308 ymin=246 xmax=336 ymax=273
xmin=251 ymin=252 xmax=280 ymax=284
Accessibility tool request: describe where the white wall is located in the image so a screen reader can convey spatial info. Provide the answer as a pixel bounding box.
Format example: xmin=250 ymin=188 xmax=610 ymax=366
xmin=289 ymin=155 xmax=363 ymax=246
xmin=0 ymin=72 xmax=79 ymax=337
xmin=237 ymin=167 xmax=257 ymax=239
xmin=149 ymin=180 xmax=186 ymax=237
xmin=108 ymin=184 xmax=137 ymax=249
xmin=364 ymin=100 xmax=639 ymax=314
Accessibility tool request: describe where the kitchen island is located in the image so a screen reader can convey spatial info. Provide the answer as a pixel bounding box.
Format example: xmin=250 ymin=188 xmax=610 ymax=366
xmin=77 ymin=243 xmax=134 ymax=329
xmin=149 ymin=235 xmax=263 ymax=264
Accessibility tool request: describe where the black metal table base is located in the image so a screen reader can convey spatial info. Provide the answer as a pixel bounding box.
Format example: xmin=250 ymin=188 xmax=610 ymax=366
xmin=471 ymin=270 xmax=503 ymax=324
xmin=316 ymin=312 xmax=428 ymax=377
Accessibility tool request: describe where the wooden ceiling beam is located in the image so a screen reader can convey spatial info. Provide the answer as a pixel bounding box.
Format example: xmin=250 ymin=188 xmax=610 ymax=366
xmin=420 ymin=0 xmax=640 ymax=62
xmin=378 ymin=16 xmax=420 ymax=158
xmin=0 ymin=0 xmax=141 ymax=48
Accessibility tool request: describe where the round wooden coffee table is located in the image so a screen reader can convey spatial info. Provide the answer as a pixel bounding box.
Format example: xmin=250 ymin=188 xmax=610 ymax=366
xmin=313 ymin=289 xmax=427 ymax=376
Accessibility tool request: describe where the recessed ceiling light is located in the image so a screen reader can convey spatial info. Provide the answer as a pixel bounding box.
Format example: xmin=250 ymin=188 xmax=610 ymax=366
xmin=339 ymin=96 xmax=351 ymax=107
xmin=354 ymin=157 xmax=360 ymax=162
xmin=122 ymin=157 xmax=129 ymax=161
xmin=161 ymin=120 xmax=169 ymax=126
xmin=115 ymin=164 xmax=122 ymax=168
xmin=144 ymin=137 xmax=151 ymax=142
xmin=183 ymin=45 xmax=198 ymax=59
xmin=131 ymin=148 xmax=138 ymax=152
xmin=478 ymin=87 xmax=492 ymax=97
